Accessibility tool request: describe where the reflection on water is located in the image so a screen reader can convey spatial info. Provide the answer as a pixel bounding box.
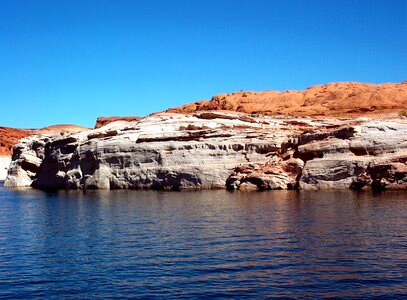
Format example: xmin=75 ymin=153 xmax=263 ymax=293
xmin=0 ymin=183 xmax=406 ymax=298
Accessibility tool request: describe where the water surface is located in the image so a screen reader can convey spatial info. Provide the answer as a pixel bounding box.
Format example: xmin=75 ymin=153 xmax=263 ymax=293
xmin=0 ymin=182 xmax=406 ymax=299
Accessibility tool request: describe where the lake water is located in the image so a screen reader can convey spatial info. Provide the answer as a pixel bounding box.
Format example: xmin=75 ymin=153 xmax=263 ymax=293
xmin=0 ymin=182 xmax=406 ymax=299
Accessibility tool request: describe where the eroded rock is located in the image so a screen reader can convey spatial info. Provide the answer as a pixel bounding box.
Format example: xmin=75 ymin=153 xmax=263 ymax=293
xmin=297 ymin=121 xmax=407 ymax=190
xmin=5 ymin=113 xmax=407 ymax=192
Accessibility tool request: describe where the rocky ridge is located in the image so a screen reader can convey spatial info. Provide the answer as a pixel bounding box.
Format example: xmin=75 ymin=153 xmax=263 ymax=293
xmin=167 ymin=81 xmax=407 ymax=117
xmin=95 ymin=116 xmax=142 ymax=128
xmin=5 ymin=112 xmax=407 ymax=191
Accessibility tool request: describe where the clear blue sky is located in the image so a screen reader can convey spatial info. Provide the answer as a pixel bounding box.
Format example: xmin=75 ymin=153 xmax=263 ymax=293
xmin=1 ymin=0 xmax=406 ymax=128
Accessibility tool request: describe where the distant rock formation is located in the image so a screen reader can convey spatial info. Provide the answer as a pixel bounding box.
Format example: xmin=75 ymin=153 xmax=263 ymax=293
xmin=166 ymin=82 xmax=407 ymax=117
xmin=5 ymin=112 xmax=407 ymax=191
xmin=95 ymin=116 xmax=142 ymax=128
xmin=38 ymin=124 xmax=88 ymax=134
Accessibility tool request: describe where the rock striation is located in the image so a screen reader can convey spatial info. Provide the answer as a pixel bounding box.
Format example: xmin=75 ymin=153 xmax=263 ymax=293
xmin=294 ymin=120 xmax=407 ymax=190
xmin=6 ymin=113 xmax=298 ymax=189
xmin=167 ymin=81 xmax=407 ymax=117
xmin=5 ymin=112 xmax=407 ymax=191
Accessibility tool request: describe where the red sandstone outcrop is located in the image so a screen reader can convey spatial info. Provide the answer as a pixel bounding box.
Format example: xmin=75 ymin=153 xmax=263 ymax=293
xmin=166 ymin=81 xmax=407 ymax=117
xmin=95 ymin=116 xmax=142 ymax=128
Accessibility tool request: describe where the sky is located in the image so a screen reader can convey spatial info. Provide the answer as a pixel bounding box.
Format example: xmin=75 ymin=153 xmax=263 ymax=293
xmin=0 ymin=0 xmax=406 ymax=128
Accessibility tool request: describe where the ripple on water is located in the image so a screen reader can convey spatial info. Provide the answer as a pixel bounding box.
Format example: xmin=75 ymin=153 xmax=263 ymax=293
xmin=0 ymin=184 xmax=406 ymax=298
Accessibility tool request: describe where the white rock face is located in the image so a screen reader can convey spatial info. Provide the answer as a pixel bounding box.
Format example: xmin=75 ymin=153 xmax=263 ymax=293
xmin=5 ymin=113 xmax=302 ymax=190
xmin=5 ymin=135 xmax=48 ymax=186
xmin=4 ymin=112 xmax=407 ymax=191
xmin=297 ymin=120 xmax=407 ymax=190
xmin=0 ymin=156 xmax=11 ymax=181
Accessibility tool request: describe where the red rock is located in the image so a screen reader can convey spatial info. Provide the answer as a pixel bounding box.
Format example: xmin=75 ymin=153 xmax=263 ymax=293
xmin=166 ymin=81 xmax=407 ymax=117
xmin=95 ymin=116 xmax=142 ymax=129
xmin=0 ymin=127 xmax=33 ymax=156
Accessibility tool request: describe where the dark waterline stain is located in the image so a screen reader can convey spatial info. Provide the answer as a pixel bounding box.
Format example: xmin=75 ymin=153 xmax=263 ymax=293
xmin=0 ymin=183 xmax=406 ymax=299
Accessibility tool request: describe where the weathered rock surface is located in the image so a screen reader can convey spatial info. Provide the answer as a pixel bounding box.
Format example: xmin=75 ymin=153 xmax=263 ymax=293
xmin=0 ymin=124 xmax=87 ymax=182
xmin=5 ymin=112 xmax=305 ymax=190
xmin=167 ymin=81 xmax=407 ymax=117
xmin=296 ymin=120 xmax=407 ymax=190
xmin=5 ymin=112 xmax=407 ymax=191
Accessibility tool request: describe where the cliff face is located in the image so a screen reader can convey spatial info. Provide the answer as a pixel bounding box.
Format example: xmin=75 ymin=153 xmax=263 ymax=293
xmin=5 ymin=112 xmax=407 ymax=191
xmin=166 ymin=82 xmax=407 ymax=117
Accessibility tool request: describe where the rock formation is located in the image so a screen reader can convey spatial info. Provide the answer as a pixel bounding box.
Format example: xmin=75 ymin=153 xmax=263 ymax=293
xmin=38 ymin=124 xmax=88 ymax=134
xmin=0 ymin=127 xmax=33 ymax=181
xmin=294 ymin=120 xmax=407 ymax=190
xmin=95 ymin=116 xmax=142 ymax=128
xmin=167 ymin=81 xmax=407 ymax=117
xmin=0 ymin=125 xmax=87 ymax=181
xmin=0 ymin=127 xmax=33 ymax=157
xmin=5 ymin=112 xmax=407 ymax=191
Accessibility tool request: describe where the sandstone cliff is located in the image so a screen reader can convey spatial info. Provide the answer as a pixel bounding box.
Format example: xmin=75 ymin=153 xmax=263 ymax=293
xmin=166 ymin=82 xmax=407 ymax=117
xmin=5 ymin=112 xmax=407 ymax=191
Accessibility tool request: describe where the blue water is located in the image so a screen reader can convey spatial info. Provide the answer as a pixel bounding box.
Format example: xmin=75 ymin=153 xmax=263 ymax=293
xmin=0 ymin=182 xmax=406 ymax=299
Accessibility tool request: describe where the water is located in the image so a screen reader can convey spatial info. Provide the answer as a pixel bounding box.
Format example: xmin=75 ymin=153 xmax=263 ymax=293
xmin=0 ymin=182 xmax=406 ymax=299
